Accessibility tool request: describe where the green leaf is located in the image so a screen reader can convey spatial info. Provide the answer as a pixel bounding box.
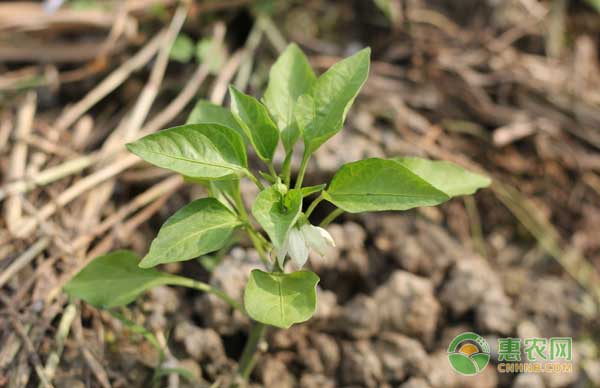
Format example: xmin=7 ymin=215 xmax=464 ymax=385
xmin=394 ymin=157 xmax=491 ymax=197
xmin=229 ymin=85 xmax=279 ymax=162
xmin=251 ymin=186 xmax=303 ymax=249
xmin=139 ymin=198 xmax=242 ymax=268
xmin=263 ymin=43 xmax=316 ymax=152
xmin=186 ymin=100 xmax=246 ymax=142
xmin=126 ymin=124 xmax=247 ymax=179
xmin=244 ymin=269 xmax=319 ymax=328
xmin=64 ymin=250 xmax=174 ymax=308
xmin=170 ymin=34 xmax=194 ymax=63
xmin=322 ymin=158 xmax=450 ymax=213
xmin=196 ymin=38 xmax=225 ymax=74
xmin=296 ymin=47 xmax=370 ymax=153
xmin=301 ymin=183 xmax=326 ymax=197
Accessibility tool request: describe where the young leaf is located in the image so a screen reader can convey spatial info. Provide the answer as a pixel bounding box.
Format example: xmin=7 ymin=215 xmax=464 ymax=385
xmin=263 ymin=43 xmax=316 ymax=152
xmin=322 ymin=158 xmax=450 ymax=213
xmin=244 ymin=269 xmax=319 ymax=329
xmin=139 ymin=198 xmax=242 ymax=268
xmin=126 ymin=124 xmax=247 ymax=179
xmin=394 ymin=157 xmax=491 ymax=197
xmin=301 ymin=183 xmax=327 ymax=197
xmin=196 ymin=37 xmax=225 ymax=74
xmin=169 ymin=34 xmax=194 ymax=63
xmin=229 ymin=86 xmax=279 ymax=162
xmin=64 ymin=250 xmax=175 ymax=308
xmin=296 ymin=47 xmax=370 ymax=153
xmin=186 ymin=100 xmax=246 ymax=142
xmin=251 ymin=186 xmax=303 ymax=250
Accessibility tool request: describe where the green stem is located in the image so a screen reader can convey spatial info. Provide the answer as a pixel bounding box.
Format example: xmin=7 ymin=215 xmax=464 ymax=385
xmin=246 ymin=171 xmax=265 ymax=190
xmin=238 ymin=322 xmax=266 ymax=379
xmin=304 ymin=193 xmax=324 ymax=219
xmin=267 ymin=163 xmax=278 ymax=179
xmin=282 ymin=151 xmax=293 ymax=186
xmin=232 ymin=187 xmax=250 ymax=222
xmin=294 ymin=151 xmax=311 ymax=189
xmin=166 ymin=276 xmax=241 ymax=311
xmin=246 ymin=226 xmax=271 ymax=267
xmin=319 ymin=208 xmax=344 ymax=227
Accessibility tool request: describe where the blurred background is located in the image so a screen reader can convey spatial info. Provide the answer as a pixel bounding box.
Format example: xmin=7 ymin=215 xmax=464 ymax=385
xmin=1 ymin=0 xmax=599 ymax=387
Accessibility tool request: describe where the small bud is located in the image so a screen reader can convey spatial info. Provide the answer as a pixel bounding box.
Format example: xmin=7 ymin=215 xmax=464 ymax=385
xmin=273 ymin=180 xmax=288 ymax=196
xmin=301 ymin=224 xmax=335 ymax=256
xmin=288 ymin=227 xmax=309 ymax=268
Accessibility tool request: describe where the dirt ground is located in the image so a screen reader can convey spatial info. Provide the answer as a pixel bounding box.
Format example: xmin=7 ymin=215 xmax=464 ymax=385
xmin=1 ymin=1 xmax=600 ymax=387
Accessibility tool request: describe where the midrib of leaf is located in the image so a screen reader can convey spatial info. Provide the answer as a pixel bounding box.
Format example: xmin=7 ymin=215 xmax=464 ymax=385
xmin=158 ymin=220 xmax=241 ymax=253
xmin=250 ymin=122 xmax=271 ymax=158
xmin=139 ymin=148 xmax=244 ymax=173
xmin=328 ymin=192 xmax=447 ymax=199
xmin=78 ymin=275 xmax=171 ymax=290
xmin=277 ymin=277 xmax=284 ymax=325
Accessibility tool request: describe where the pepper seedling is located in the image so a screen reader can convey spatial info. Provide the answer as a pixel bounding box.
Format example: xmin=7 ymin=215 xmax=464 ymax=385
xmin=64 ymin=43 xmax=490 ymax=378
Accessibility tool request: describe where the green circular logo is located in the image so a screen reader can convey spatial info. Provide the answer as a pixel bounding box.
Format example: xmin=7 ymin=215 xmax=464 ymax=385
xmin=447 ymin=332 xmax=490 ymax=376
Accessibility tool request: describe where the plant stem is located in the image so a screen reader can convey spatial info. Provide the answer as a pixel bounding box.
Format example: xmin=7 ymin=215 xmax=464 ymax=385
xmin=166 ymin=276 xmax=241 ymax=311
xmin=282 ymin=151 xmax=293 ymax=186
xmin=304 ymin=193 xmax=324 ymax=219
xmin=238 ymin=322 xmax=266 ymax=379
xmin=246 ymin=171 xmax=265 ymax=190
xmin=232 ymin=187 xmax=250 ymax=222
xmin=267 ymin=163 xmax=278 ymax=180
xmin=294 ymin=151 xmax=311 ymax=189
xmin=319 ymin=208 xmax=344 ymax=227
xmin=246 ymin=226 xmax=271 ymax=267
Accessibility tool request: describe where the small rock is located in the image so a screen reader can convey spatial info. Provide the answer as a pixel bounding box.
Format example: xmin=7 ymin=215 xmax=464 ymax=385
xmin=174 ymin=321 xmax=226 ymax=364
xmin=299 ymin=346 xmax=324 ymax=375
xmin=440 ymin=257 xmax=502 ymax=316
xmin=370 ymin=216 xmax=459 ymax=286
xmin=476 ymin=288 xmax=516 ymax=335
xmin=260 ymin=357 xmax=295 ymax=388
xmin=374 ymin=271 xmax=441 ymax=344
xmin=337 ymin=294 xmax=380 ymax=339
xmin=515 ymin=276 xmax=579 ymax=337
xmin=340 ymin=340 xmax=383 ymax=388
xmin=309 ymin=332 xmax=340 ymax=375
xmin=376 ymin=332 xmax=429 ymax=382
